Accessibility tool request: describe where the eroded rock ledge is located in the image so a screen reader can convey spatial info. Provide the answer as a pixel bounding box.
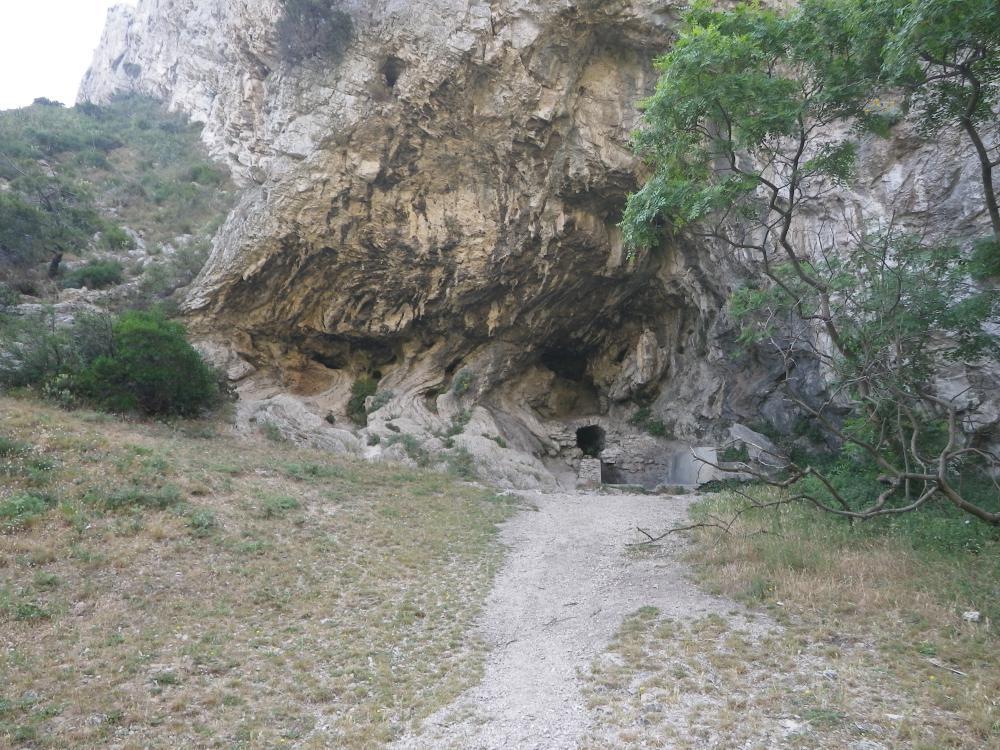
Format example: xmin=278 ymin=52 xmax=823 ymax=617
xmin=80 ymin=0 xmax=996 ymax=487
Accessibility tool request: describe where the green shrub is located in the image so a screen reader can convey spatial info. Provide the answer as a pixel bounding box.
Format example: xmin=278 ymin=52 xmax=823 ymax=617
xmin=73 ymin=311 xmax=218 ymax=416
xmin=0 ymin=95 xmax=233 ymax=280
xmin=446 ymin=447 xmax=477 ymax=480
xmin=260 ymin=495 xmax=300 ymax=519
xmin=368 ymin=389 xmax=393 ymax=414
xmin=629 ymin=407 xmax=671 ymax=438
xmin=444 ymin=409 xmax=471 ymax=438
xmin=100 ymin=224 xmax=135 ymax=251
xmin=99 ymin=483 xmax=183 ymax=511
xmin=347 ymin=376 xmax=378 ymax=426
xmin=188 ymin=508 xmax=217 ymax=536
xmin=186 ymin=163 xmax=225 ymax=186
xmin=451 ymin=368 xmax=474 ymax=397
xmin=260 ymin=422 xmax=286 ymax=443
xmin=0 ymin=310 xmax=72 ymax=388
xmin=969 ymin=237 xmax=1000 ymax=280
xmin=0 ymin=493 xmax=55 ymax=531
xmin=0 ymin=435 xmax=30 ymax=458
xmin=277 ymin=0 xmax=354 ymax=63
xmin=645 ymin=419 xmax=669 ymax=438
xmin=60 ymin=260 xmax=124 ymax=290
xmin=0 ymin=283 xmax=18 ymax=311
xmin=719 ymin=443 xmax=750 ymax=462
xmin=0 ymin=192 xmax=95 ymax=265
xmin=385 ymin=433 xmax=431 ymax=467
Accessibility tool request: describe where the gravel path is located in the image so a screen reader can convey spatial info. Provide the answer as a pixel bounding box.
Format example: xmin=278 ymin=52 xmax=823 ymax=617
xmin=392 ymin=490 xmax=737 ymax=750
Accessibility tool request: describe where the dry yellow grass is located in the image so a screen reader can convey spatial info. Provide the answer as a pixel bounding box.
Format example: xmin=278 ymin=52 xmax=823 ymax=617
xmin=582 ymin=486 xmax=999 ymax=749
xmin=0 ymin=396 xmax=516 ymax=748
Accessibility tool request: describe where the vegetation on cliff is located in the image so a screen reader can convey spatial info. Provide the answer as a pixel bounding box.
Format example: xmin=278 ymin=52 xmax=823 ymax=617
xmin=0 ymin=96 xmax=235 ymax=417
xmin=276 ymin=0 xmax=354 ymax=64
xmin=0 ymin=95 xmax=232 ymax=300
xmin=623 ymin=0 xmax=999 ymax=524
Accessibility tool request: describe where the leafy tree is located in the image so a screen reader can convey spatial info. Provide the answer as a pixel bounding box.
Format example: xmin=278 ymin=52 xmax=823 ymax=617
xmin=73 ymin=311 xmax=218 ymax=416
xmin=874 ymin=0 xmax=1000 ymax=238
xmin=0 ymin=308 xmax=218 ymax=417
xmin=623 ymin=0 xmax=999 ymax=524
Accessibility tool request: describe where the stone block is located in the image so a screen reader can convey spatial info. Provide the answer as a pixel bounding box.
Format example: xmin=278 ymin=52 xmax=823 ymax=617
xmin=576 ymin=458 xmax=602 ymax=490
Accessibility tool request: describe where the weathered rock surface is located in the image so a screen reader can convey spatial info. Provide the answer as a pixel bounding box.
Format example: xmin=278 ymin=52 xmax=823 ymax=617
xmin=79 ymin=0 xmax=997 ymax=487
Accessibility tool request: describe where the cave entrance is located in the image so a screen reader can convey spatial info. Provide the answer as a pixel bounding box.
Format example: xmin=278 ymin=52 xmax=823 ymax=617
xmin=576 ymin=425 xmax=605 ymax=458
xmin=541 ymin=347 xmax=590 ymax=382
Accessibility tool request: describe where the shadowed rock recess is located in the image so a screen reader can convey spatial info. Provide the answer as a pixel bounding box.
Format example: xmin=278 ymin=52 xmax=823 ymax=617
xmin=79 ymin=0 xmax=997 ymax=488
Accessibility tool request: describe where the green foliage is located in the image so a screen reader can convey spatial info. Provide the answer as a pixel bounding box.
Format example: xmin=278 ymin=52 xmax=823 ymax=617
xmin=368 ymin=389 xmax=393 ymax=414
xmin=100 ymin=224 xmax=135 ymax=251
xmin=621 ymin=0 xmax=882 ymax=251
xmin=60 ymin=259 xmax=124 ymax=289
xmin=186 ymin=163 xmax=226 ymax=186
xmin=260 ymin=422 xmax=287 ymax=443
xmin=140 ymin=237 xmax=213 ymax=300
xmin=451 ymin=368 xmax=474 ymax=397
xmin=628 ymin=407 xmax=670 ymax=438
xmin=1 ymin=307 xmax=219 ymax=417
xmin=446 ymin=447 xmax=477 ymax=480
xmin=0 ymin=435 xmax=30 ymax=458
xmin=0 ymin=187 xmax=100 ymax=266
xmin=260 ymin=495 xmax=301 ymax=519
xmin=385 ymin=433 xmax=432 ymax=467
xmin=969 ymin=238 xmax=1000 ymax=280
xmin=446 ymin=409 xmax=472 ymax=437
xmin=97 ymin=484 xmax=183 ymax=511
xmin=347 ymin=376 xmax=378 ymax=426
xmin=187 ymin=508 xmax=218 ymax=536
xmin=0 ymin=493 xmax=55 ymax=531
xmin=629 ymin=0 xmax=1000 ymax=524
xmin=0 ymin=283 xmax=18 ymax=311
xmin=0 ymin=96 xmax=233 ymax=287
xmin=877 ymin=0 xmax=999 ymax=135
xmin=73 ymin=311 xmax=218 ymax=416
xmin=0 ymin=309 xmax=74 ymax=389
xmin=719 ymin=444 xmax=750 ymax=463
xmin=734 ymin=238 xmax=999 ymax=393
xmin=277 ymin=0 xmax=354 ymax=64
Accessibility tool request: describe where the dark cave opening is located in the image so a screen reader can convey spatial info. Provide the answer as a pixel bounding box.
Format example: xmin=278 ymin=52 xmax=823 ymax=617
xmin=601 ymin=462 xmax=625 ymax=485
xmin=541 ymin=347 xmax=590 ymax=382
xmin=576 ymin=425 xmax=605 ymax=457
xmin=381 ymin=56 xmax=404 ymax=88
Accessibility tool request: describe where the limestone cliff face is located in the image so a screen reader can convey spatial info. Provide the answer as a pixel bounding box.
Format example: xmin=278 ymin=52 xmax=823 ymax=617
xmin=80 ymin=1 xmax=996 ymax=487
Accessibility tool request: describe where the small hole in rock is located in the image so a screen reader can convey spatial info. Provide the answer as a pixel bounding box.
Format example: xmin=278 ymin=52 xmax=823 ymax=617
xmin=381 ymin=56 xmax=404 ymax=88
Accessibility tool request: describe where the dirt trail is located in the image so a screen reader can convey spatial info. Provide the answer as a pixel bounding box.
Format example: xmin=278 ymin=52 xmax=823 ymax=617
xmin=392 ymin=490 xmax=736 ymax=750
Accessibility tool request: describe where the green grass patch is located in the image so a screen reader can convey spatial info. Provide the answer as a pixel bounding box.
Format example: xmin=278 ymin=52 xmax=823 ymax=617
xmin=0 ymin=395 xmax=518 ymax=748
xmin=0 ymin=493 xmax=55 ymax=531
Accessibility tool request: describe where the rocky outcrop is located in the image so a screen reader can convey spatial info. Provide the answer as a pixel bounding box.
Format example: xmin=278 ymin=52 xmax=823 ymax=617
xmin=80 ymin=1 xmax=996 ymax=487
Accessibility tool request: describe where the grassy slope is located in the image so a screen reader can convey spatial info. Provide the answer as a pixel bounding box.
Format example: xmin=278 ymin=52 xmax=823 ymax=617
xmin=0 ymin=396 xmax=515 ymax=748
xmin=582 ymin=487 xmax=998 ymax=749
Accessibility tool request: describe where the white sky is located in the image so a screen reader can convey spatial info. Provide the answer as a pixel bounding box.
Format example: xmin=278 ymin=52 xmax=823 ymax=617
xmin=0 ymin=1 xmax=137 ymax=111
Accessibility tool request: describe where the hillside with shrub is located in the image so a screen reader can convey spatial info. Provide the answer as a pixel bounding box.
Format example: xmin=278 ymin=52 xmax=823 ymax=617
xmin=0 ymin=96 xmax=233 ymax=306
